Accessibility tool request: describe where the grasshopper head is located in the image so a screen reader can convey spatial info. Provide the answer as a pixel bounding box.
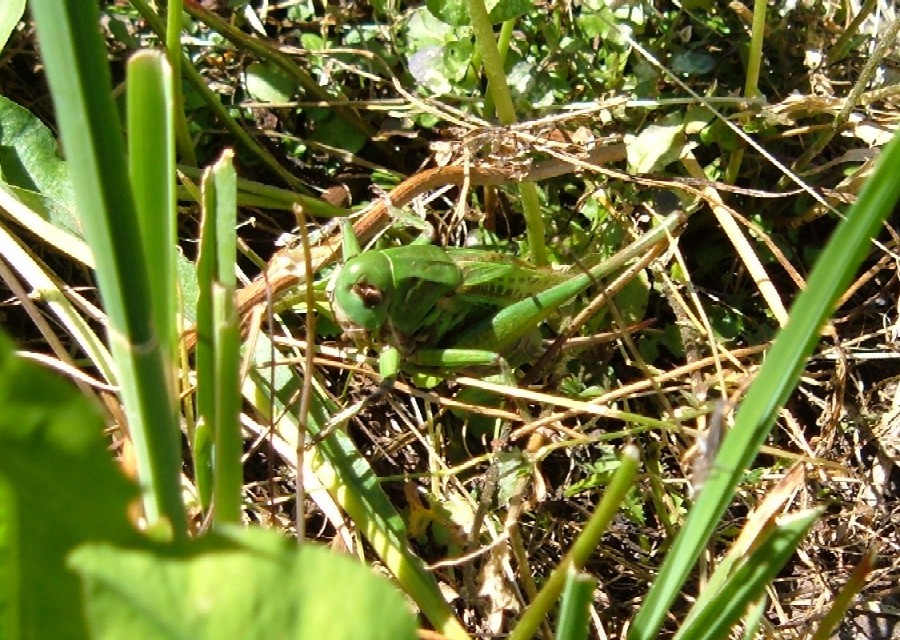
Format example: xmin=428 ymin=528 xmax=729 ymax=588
xmin=329 ymin=251 xmax=394 ymax=342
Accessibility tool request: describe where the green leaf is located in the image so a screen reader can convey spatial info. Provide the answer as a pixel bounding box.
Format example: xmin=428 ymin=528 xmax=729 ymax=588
xmin=426 ymin=0 xmax=468 ymax=26
xmin=671 ymin=50 xmax=717 ymax=76
xmin=0 ymin=95 xmax=79 ymax=237
xmin=244 ymin=61 xmax=298 ymax=103
xmin=625 ymin=113 xmax=691 ymax=174
xmin=443 ymin=38 xmax=475 ymax=81
xmin=408 ymin=46 xmax=453 ymax=94
xmin=309 ymin=110 xmax=368 ymax=154
xmin=0 ymin=333 xmax=139 ymax=640
xmin=486 ymin=0 xmax=531 ymax=23
xmin=69 ymin=527 xmax=418 ymax=640
xmin=405 ymin=7 xmax=453 ymax=44
xmin=427 ymin=0 xmax=531 ymax=26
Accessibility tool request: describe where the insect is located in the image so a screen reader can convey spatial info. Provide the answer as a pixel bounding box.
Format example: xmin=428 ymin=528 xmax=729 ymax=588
xmin=328 ymin=210 xmax=684 ymax=389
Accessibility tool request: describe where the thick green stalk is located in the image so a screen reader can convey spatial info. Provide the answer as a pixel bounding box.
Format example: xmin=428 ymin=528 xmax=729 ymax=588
xmin=196 ymin=152 xmax=241 ymax=523
xmin=725 ymin=0 xmax=766 ymax=184
xmin=481 ymin=19 xmax=516 ymax=120
xmin=554 ymin=570 xmax=596 ymax=640
xmin=128 ymin=52 xmax=177 ymax=380
xmin=31 ymin=0 xmax=186 ymax=535
xmin=743 ymin=0 xmax=767 ymax=99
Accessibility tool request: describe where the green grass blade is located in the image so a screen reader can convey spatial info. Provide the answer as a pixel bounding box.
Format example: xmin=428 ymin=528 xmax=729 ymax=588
xmin=163 ymin=0 xmax=198 ymax=167
xmin=30 ymin=0 xmax=186 ymax=536
xmin=0 ymin=219 xmax=116 ymax=384
xmin=194 ymin=168 xmax=215 ymax=509
xmin=509 ymin=446 xmax=640 ymax=640
xmin=674 ymin=509 xmax=822 ymax=640
xmin=555 ymin=569 xmax=596 ymax=640
xmin=195 ymin=151 xmax=241 ymax=522
xmin=210 ymin=153 xmax=241 ymax=525
xmin=128 ymin=51 xmax=177 ymax=375
xmin=245 ymin=337 xmax=470 ymax=640
xmin=628 ymin=128 xmax=900 ymax=640
xmin=0 ymin=0 xmax=24 ymax=52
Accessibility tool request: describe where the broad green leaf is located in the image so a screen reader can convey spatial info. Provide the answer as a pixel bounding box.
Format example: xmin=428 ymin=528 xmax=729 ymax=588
xmin=309 ymin=110 xmax=368 ymax=154
xmin=427 ymin=0 xmax=531 ymax=26
xmin=486 ymin=0 xmax=531 ymax=23
xmin=426 ymin=0 xmax=468 ymax=26
xmin=0 ymin=333 xmax=139 ymax=640
xmin=244 ymin=61 xmax=298 ymax=103
xmin=671 ymin=50 xmax=717 ymax=76
xmin=0 ymin=479 xmax=15 ymax=640
xmin=405 ymin=7 xmax=454 ymax=45
xmin=69 ymin=527 xmax=418 ymax=640
xmin=443 ymin=38 xmax=475 ymax=81
xmin=625 ymin=113 xmax=691 ymax=174
xmin=408 ymin=46 xmax=453 ymax=94
xmin=0 ymin=95 xmax=80 ymax=237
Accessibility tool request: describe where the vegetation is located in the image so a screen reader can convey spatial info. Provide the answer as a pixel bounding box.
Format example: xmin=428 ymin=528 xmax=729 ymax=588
xmin=0 ymin=0 xmax=898 ymax=638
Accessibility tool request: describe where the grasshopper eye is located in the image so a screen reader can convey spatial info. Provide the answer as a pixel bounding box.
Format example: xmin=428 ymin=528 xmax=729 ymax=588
xmin=352 ymin=282 xmax=384 ymax=309
xmin=330 ymin=252 xmax=394 ymax=333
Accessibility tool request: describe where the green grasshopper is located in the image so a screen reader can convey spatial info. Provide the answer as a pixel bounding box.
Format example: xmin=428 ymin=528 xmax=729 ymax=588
xmin=327 ymin=209 xmax=685 ymax=389
xmin=326 ymin=211 xmax=684 ymax=547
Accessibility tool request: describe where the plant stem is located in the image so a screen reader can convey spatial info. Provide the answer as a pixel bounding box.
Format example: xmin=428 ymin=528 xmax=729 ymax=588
xmin=466 ymin=0 xmax=549 ymax=265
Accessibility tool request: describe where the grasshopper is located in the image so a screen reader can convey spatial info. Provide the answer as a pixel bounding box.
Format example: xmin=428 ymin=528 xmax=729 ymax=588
xmin=326 ymin=211 xmax=684 ymax=552
xmin=327 ymin=208 xmax=685 ymax=390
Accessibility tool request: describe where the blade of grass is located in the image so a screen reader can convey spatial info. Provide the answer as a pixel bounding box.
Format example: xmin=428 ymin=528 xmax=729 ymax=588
xmin=128 ymin=51 xmax=177 ymax=377
xmin=209 ymin=153 xmax=241 ymax=525
xmin=628 ymin=128 xmax=900 ymax=640
xmin=176 ymin=165 xmax=347 ymax=218
xmin=244 ymin=337 xmax=471 ymax=640
xmin=673 ymin=509 xmax=822 ymax=640
xmin=809 ymin=547 xmax=876 ymax=640
xmin=163 ymin=0 xmax=198 ymax=167
xmin=31 ymin=1 xmax=186 ymax=536
xmin=195 ymin=151 xmax=241 ymax=522
xmin=193 ymin=185 xmax=214 ymax=513
xmin=0 ymin=184 xmax=94 ymax=268
xmin=554 ymin=569 xmax=597 ymax=640
xmin=509 ymin=446 xmax=640 ymax=640
xmin=741 ymin=597 xmax=767 ymax=640
xmin=0 ymin=220 xmax=115 ymax=384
